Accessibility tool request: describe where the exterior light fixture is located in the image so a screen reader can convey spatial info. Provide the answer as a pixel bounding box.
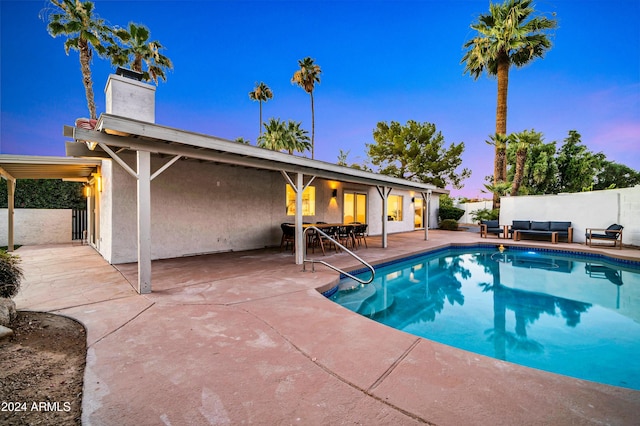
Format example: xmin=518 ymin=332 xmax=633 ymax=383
xmin=331 ymin=189 xmax=338 ymax=198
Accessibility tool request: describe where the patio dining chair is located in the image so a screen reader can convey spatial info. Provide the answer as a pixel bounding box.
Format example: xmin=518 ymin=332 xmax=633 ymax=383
xmin=352 ymin=223 xmax=368 ymax=248
xmin=280 ymin=223 xmax=295 ymax=253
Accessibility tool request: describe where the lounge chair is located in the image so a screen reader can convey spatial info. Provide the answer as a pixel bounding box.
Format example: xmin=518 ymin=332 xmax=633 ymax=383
xmin=480 ymin=220 xmax=504 ymax=238
xmin=585 ymin=224 xmax=624 ymax=250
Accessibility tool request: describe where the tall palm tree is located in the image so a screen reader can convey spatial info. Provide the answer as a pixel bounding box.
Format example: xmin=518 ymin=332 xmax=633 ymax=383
xmin=462 ymin=0 xmax=556 ymax=189
xmin=110 ymin=23 xmax=173 ymax=84
xmin=510 ymin=129 xmax=541 ymax=196
xmin=291 ymin=57 xmax=321 ymax=159
xmin=248 ymin=82 xmax=273 ymax=136
xmin=257 ymin=118 xmax=311 ymax=155
xmin=43 ymin=0 xmax=112 ymax=119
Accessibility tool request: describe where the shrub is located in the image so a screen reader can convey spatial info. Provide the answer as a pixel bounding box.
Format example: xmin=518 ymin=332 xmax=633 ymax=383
xmin=438 ymin=206 xmax=465 ymax=221
xmin=0 ymin=250 xmax=23 ymax=299
xmin=439 ymin=219 xmax=459 ymax=231
xmin=471 ymin=208 xmax=500 ymax=223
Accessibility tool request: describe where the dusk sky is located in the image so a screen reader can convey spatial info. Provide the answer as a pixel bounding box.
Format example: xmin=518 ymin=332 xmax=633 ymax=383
xmin=1 ymin=0 xmax=638 ymax=199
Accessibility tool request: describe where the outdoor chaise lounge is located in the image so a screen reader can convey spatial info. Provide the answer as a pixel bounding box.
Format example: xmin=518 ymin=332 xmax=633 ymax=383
xmin=480 ymin=220 xmax=505 ymax=238
xmin=585 ymin=224 xmax=624 ymax=250
xmin=507 ymin=220 xmax=573 ymax=244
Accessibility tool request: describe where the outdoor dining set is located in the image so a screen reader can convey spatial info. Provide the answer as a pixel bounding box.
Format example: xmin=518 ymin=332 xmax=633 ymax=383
xmin=280 ymin=222 xmax=368 ymax=255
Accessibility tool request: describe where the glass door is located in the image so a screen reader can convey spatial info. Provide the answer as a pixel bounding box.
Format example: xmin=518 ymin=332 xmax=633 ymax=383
xmin=343 ymin=192 xmax=367 ymax=223
xmin=414 ymin=198 xmax=424 ymax=229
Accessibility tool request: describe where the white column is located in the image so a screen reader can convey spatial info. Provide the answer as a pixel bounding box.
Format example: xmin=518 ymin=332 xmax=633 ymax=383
xmin=7 ymin=179 xmax=15 ymax=252
xmin=378 ymin=186 xmax=389 ymax=248
xmin=137 ymin=151 xmax=152 ymax=294
xmin=295 ymin=173 xmax=304 ymax=265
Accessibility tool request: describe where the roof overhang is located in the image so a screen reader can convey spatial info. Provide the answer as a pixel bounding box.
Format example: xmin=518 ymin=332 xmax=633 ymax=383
xmin=64 ymin=113 xmax=448 ymax=194
xmin=0 ymin=155 xmax=101 ymax=181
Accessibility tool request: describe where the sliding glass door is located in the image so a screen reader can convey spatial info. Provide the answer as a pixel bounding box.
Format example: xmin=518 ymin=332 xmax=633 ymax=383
xmin=343 ymin=192 xmax=367 ymax=223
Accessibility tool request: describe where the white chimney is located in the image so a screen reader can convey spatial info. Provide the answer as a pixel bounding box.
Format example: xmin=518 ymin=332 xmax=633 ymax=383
xmin=104 ymin=68 xmax=156 ymax=123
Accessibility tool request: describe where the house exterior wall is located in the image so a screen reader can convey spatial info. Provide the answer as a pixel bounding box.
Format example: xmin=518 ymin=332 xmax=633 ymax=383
xmin=499 ymin=186 xmax=640 ymax=246
xmin=0 ymin=209 xmax=71 ymax=246
xmin=98 ymin=154 xmax=425 ymax=264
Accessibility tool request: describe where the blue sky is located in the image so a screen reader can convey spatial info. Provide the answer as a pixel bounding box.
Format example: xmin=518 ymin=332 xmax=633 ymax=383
xmin=1 ymin=0 xmax=638 ymax=198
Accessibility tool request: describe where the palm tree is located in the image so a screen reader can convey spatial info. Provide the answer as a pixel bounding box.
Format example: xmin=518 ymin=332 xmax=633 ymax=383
xmin=110 ymin=22 xmax=173 ymax=84
xmin=43 ymin=0 xmax=112 ymax=119
xmin=485 ymin=132 xmax=509 ymax=206
xmin=462 ymin=0 xmax=556 ymax=187
xmin=258 ymin=118 xmax=311 ymax=155
xmin=291 ymin=57 xmax=321 ymax=159
xmin=483 ymin=180 xmax=512 ymax=210
xmin=510 ymin=129 xmax=541 ymax=196
xmin=248 ymin=82 xmax=273 ymax=136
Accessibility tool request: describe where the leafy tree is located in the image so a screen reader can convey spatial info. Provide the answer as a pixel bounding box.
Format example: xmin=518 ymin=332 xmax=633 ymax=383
xmin=367 ymin=120 xmax=471 ymax=189
xmin=248 ymin=82 xmax=273 ymax=137
xmin=234 ymin=137 xmax=250 ymax=144
xmin=109 ymin=22 xmax=173 ymax=84
xmin=462 ymin=0 xmax=556 ymax=194
xmin=291 ymin=57 xmax=321 ymax=159
xmin=556 ymin=130 xmax=604 ymax=193
xmin=42 ymin=0 xmax=113 ymax=119
xmin=509 ymin=129 xmax=543 ymax=195
xmin=507 ymin=137 xmax=558 ymax=195
xmin=593 ymin=161 xmax=640 ymax=190
xmin=257 ymin=118 xmax=311 ymax=155
xmin=0 ymin=180 xmax=85 ymax=209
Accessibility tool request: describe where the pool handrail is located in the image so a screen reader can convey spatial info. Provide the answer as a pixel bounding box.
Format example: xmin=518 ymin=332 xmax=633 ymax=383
xmin=302 ymin=226 xmax=375 ymax=285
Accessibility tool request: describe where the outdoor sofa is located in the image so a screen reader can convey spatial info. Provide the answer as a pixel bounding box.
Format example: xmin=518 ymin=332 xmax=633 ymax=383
xmin=507 ymin=220 xmax=573 ymax=244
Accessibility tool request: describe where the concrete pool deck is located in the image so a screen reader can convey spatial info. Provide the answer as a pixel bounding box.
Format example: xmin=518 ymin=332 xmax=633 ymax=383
xmin=13 ymin=230 xmax=640 ymax=425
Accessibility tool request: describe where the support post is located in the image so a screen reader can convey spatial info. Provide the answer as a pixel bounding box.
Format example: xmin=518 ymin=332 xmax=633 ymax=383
xmin=376 ymin=186 xmax=390 ymax=248
xmin=137 ymin=151 xmax=152 ymax=294
xmin=7 ymin=179 xmax=15 ymax=252
xmin=295 ymin=173 xmax=304 ymax=265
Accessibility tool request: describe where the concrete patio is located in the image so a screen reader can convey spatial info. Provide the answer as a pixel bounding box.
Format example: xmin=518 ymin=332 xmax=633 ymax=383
xmin=13 ymin=230 xmax=640 ymax=425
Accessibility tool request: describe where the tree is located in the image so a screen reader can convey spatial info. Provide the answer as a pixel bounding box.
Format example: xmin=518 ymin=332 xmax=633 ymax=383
xmin=110 ymin=22 xmax=173 ymax=84
xmin=367 ymin=120 xmax=471 ymax=189
xmin=42 ymin=0 xmax=113 ymax=119
xmin=462 ymin=0 xmax=556 ymax=192
xmin=506 ymin=137 xmax=558 ymax=195
xmin=248 ymin=82 xmax=273 ymax=136
xmin=594 ymin=161 xmax=640 ymax=190
xmin=485 ymin=132 xmax=509 ymax=205
xmin=509 ymin=129 xmax=542 ymax=196
xmin=291 ymin=57 xmax=321 ymax=159
xmin=257 ymin=118 xmax=311 ymax=155
xmin=556 ymin=130 xmax=603 ymax=193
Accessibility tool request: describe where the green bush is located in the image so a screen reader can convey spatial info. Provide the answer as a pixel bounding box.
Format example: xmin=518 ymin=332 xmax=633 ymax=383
xmin=439 ymin=219 xmax=459 ymax=231
xmin=0 ymin=250 xmax=23 ymax=299
xmin=471 ymin=208 xmax=500 ymax=223
xmin=438 ymin=206 xmax=465 ymax=221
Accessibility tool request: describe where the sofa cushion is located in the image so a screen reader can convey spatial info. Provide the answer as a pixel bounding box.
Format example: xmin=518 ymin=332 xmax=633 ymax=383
xmin=531 ymin=221 xmax=550 ymax=231
xmin=482 ymin=220 xmax=499 ymax=228
xmin=512 ymin=220 xmax=530 ymax=230
xmin=550 ymin=221 xmax=571 ymax=232
xmin=605 ymin=224 xmax=623 ymax=236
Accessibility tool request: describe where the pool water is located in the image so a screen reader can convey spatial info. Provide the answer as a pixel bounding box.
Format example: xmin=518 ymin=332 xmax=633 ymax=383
xmin=328 ymin=247 xmax=640 ymax=390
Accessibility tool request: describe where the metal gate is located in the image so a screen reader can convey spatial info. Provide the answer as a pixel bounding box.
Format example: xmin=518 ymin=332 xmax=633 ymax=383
xmin=72 ymin=209 xmax=87 ymax=240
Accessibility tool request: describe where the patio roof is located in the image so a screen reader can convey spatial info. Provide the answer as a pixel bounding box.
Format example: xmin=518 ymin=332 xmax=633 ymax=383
xmin=64 ymin=113 xmax=448 ymax=194
xmin=0 ymin=155 xmax=101 ymax=181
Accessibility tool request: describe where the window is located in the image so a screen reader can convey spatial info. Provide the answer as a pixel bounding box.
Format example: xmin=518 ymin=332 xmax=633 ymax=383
xmin=286 ymin=185 xmax=315 ymax=216
xmin=387 ymin=195 xmax=403 ymax=221
xmin=343 ymin=192 xmax=367 ymax=223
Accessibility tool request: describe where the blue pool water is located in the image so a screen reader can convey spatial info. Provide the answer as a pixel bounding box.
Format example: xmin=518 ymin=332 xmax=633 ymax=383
xmin=328 ymin=246 xmax=640 ymax=390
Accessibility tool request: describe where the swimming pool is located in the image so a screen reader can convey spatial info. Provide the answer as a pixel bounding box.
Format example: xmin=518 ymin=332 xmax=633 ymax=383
xmin=328 ymin=246 xmax=640 ymax=390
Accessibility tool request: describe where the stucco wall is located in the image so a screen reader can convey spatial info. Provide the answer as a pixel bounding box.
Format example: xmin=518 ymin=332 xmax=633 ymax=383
xmin=499 ymin=186 xmax=640 ymax=246
xmin=457 ymin=200 xmax=493 ymax=224
xmin=99 ymin=155 xmax=427 ymax=263
xmin=0 ymin=209 xmax=72 ymax=246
